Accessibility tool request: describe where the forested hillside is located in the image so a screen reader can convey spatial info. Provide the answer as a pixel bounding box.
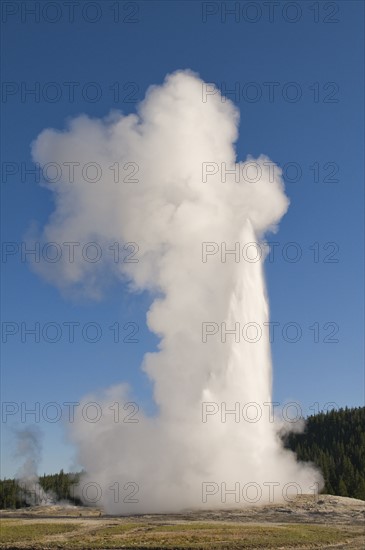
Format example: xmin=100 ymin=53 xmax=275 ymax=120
xmin=1 ymin=407 xmax=364 ymax=508
xmin=285 ymin=406 xmax=365 ymax=500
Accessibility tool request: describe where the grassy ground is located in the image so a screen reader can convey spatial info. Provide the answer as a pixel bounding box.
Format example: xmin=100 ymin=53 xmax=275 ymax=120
xmin=0 ymin=518 xmax=363 ymax=549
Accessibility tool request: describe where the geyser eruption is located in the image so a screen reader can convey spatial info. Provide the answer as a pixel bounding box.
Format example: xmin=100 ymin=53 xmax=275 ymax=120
xmin=31 ymin=70 xmax=323 ymax=513
xmin=15 ymin=426 xmax=55 ymax=506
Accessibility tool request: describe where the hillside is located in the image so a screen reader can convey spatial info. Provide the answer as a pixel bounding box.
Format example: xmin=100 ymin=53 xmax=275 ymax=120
xmin=285 ymin=406 xmax=365 ymax=499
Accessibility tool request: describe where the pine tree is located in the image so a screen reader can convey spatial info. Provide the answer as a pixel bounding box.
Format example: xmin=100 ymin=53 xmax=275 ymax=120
xmin=285 ymin=406 xmax=365 ymax=499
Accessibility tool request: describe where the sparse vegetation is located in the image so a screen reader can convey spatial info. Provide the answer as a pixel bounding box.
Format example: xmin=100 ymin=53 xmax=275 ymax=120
xmin=0 ymin=519 xmax=362 ymax=549
xmin=0 ymin=521 xmax=79 ymax=544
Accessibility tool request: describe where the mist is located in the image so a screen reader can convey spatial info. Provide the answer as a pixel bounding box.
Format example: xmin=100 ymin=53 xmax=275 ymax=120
xmin=30 ymin=70 xmax=323 ymax=513
xmin=15 ymin=426 xmax=55 ymax=506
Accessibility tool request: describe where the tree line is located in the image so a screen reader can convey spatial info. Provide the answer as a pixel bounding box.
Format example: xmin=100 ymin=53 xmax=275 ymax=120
xmin=285 ymin=406 xmax=365 ymax=500
xmin=0 ymin=470 xmax=82 ymax=509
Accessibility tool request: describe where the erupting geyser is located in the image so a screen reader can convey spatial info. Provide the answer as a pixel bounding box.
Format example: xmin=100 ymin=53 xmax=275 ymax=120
xmin=15 ymin=426 xmax=55 ymax=506
xmin=31 ymin=70 xmax=323 ymax=513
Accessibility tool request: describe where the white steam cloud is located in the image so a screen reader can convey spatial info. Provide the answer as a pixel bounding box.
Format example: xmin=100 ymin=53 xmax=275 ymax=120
xmin=15 ymin=426 xmax=55 ymax=506
xmin=31 ymin=70 xmax=323 ymax=513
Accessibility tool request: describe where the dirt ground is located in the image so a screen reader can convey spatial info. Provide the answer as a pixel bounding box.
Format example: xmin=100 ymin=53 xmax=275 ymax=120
xmin=1 ymin=494 xmax=364 ymax=549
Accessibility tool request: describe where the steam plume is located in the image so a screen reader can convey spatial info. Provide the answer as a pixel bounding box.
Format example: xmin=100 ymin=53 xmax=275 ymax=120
xmin=15 ymin=426 xmax=55 ymax=506
xmin=31 ymin=71 xmax=323 ymax=513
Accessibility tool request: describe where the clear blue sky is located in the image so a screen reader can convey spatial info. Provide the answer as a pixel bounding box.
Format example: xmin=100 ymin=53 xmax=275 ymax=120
xmin=1 ymin=0 xmax=364 ymax=478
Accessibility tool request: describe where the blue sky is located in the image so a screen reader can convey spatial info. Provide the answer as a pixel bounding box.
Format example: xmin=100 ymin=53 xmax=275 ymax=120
xmin=1 ymin=0 xmax=364 ymax=478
